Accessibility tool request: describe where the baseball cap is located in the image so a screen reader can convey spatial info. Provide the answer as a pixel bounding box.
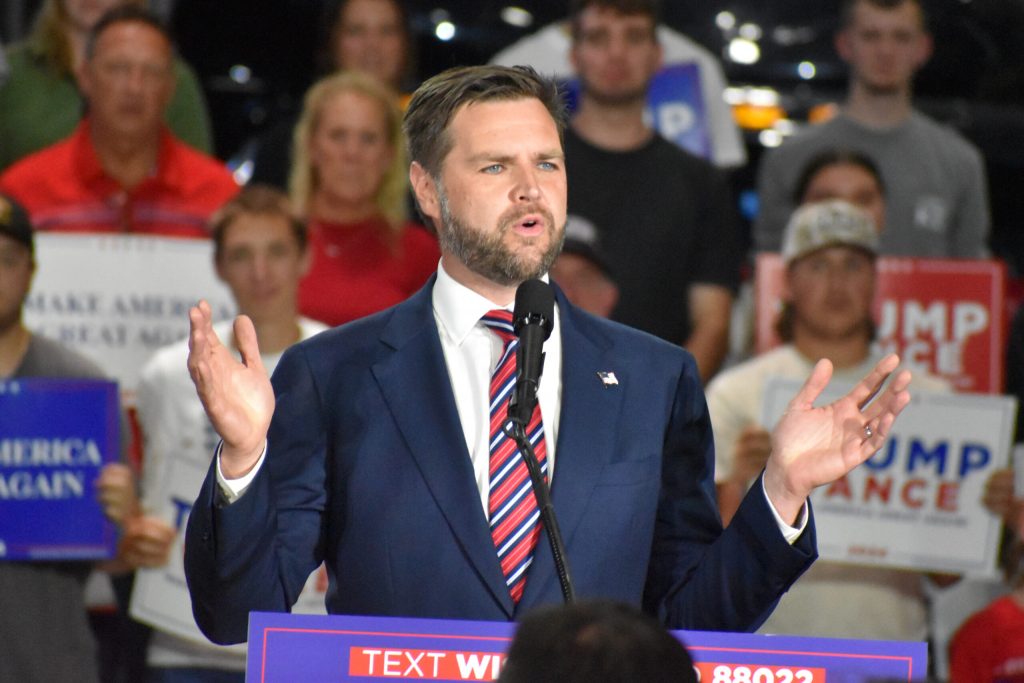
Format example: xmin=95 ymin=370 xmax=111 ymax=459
xmin=0 ymin=193 xmax=33 ymax=254
xmin=560 ymin=214 xmax=613 ymax=278
xmin=781 ymin=199 xmax=878 ymax=266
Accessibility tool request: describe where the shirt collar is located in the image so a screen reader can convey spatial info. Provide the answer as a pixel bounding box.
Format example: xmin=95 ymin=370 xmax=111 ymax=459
xmin=72 ymin=119 xmax=109 ymax=186
xmin=432 ymin=261 xmax=553 ymax=346
xmin=72 ymin=118 xmax=179 ymax=191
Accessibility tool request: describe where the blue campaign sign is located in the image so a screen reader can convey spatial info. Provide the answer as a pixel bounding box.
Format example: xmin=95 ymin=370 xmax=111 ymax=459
xmin=0 ymin=378 xmax=119 ymax=560
xmin=560 ymin=62 xmax=712 ymax=160
xmin=646 ymin=63 xmax=711 ymax=159
xmin=247 ymin=612 xmax=928 ymax=682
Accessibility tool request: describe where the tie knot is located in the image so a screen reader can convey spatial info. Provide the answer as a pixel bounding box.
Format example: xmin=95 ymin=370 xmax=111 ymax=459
xmin=481 ymin=309 xmax=516 ymax=345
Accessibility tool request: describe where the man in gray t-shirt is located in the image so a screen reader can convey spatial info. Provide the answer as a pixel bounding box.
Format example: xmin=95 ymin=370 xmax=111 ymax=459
xmin=754 ymin=0 xmax=990 ymax=258
xmin=0 ymin=193 xmax=113 ymax=683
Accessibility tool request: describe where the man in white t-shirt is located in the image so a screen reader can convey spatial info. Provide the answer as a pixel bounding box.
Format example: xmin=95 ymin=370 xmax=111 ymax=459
xmin=118 ymin=186 xmax=327 ymax=682
xmin=707 ymin=199 xmax=948 ymax=642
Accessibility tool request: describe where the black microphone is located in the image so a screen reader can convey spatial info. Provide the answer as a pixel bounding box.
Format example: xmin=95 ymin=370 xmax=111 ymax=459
xmin=509 ymin=279 xmax=554 ymax=426
xmin=504 ymin=278 xmax=574 ymax=604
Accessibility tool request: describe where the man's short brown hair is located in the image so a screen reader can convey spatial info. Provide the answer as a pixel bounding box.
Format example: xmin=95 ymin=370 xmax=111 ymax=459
xmin=403 ymin=65 xmax=567 ymax=178
xmin=840 ymin=0 xmax=927 ymax=29
xmin=568 ymin=0 xmax=661 ymax=41
xmin=85 ymin=5 xmax=173 ymax=62
xmin=210 ymin=185 xmax=306 ymax=262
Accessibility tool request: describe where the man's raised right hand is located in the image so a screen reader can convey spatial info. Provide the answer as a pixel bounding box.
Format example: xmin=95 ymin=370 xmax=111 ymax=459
xmin=187 ymin=300 xmax=274 ymax=478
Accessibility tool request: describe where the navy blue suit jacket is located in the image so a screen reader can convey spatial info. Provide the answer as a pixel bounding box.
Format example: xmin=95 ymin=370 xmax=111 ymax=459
xmin=185 ymin=280 xmax=815 ymax=644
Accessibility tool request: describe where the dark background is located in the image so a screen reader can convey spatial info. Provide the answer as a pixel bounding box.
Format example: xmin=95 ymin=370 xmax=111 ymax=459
xmin=3 ymin=0 xmax=1024 ymax=270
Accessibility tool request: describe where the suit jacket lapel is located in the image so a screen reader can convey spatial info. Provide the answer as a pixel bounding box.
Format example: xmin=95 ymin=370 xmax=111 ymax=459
xmin=371 ymin=281 xmax=514 ymax=616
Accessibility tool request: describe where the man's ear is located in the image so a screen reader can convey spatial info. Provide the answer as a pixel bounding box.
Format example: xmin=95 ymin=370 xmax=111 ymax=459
xmin=213 ymin=254 xmax=226 ymax=284
xmin=76 ymin=61 xmax=93 ymax=101
xmin=409 ymin=162 xmax=441 ymax=226
xmin=914 ymin=33 xmax=934 ymax=70
xmin=834 ymin=29 xmax=852 ymax=64
xmin=158 ymin=66 xmax=177 ymax=113
xmin=781 ymin=269 xmax=794 ymax=303
xmin=297 ymin=242 xmax=312 ymax=278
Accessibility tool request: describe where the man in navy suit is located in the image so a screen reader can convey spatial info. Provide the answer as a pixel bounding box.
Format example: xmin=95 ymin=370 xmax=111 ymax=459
xmin=183 ymin=65 xmax=912 ymax=645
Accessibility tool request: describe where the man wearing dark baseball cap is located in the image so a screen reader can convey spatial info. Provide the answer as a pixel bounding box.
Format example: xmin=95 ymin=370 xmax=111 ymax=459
xmin=0 ymin=192 xmax=37 ymax=378
xmin=550 ymin=215 xmax=619 ymax=318
xmin=0 ymin=191 xmax=33 ymax=255
xmin=0 ymin=191 xmax=119 ymax=682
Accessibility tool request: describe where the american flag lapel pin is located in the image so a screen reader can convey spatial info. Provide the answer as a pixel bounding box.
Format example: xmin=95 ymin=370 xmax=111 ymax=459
xmin=596 ymin=371 xmax=619 ymax=388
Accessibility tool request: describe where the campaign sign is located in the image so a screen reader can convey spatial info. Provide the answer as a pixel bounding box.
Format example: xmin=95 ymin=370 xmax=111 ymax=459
xmin=645 ymin=63 xmax=712 ymax=159
xmin=131 ymin=453 xmax=327 ymax=648
xmin=247 ymin=612 xmax=927 ymax=682
xmin=130 ymin=453 xmax=247 ymax=648
xmin=560 ymin=62 xmax=712 ymax=159
xmin=763 ymin=380 xmax=1014 ymax=576
xmin=0 ymin=378 xmax=119 ymax=560
xmin=23 ymin=234 xmax=235 ymax=398
xmin=754 ymin=255 xmax=1006 ymax=393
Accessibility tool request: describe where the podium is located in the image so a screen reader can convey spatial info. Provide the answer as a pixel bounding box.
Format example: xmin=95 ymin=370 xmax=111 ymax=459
xmin=246 ymin=612 xmax=927 ymax=682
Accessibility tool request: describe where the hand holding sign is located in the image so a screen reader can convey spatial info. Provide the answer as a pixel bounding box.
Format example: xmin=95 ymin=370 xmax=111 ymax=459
xmin=187 ymin=300 xmax=273 ymax=478
xmin=120 ymin=515 xmax=176 ymax=568
xmin=982 ymin=467 xmax=1016 ymax=521
xmin=96 ymin=463 xmax=140 ymax=525
xmin=734 ymin=425 xmax=773 ymax=484
xmin=764 ymin=354 xmax=912 ymax=525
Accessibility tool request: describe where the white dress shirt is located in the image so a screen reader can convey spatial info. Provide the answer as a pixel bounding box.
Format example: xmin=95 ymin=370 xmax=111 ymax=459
xmin=431 ymin=262 xmax=562 ymax=514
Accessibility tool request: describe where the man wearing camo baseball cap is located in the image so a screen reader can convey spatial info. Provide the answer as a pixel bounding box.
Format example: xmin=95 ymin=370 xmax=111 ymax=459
xmin=781 ymin=198 xmax=879 ymax=267
xmin=706 ymin=197 xmax=946 ymax=643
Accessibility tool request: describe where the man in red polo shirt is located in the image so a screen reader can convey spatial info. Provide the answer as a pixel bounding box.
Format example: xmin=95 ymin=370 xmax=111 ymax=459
xmin=0 ymin=6 xmax=237 ymax=237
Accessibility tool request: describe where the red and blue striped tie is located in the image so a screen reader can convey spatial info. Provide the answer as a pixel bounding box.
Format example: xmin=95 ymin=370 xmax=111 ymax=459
xmin=480 ymin=309 xmax=548 ymax=604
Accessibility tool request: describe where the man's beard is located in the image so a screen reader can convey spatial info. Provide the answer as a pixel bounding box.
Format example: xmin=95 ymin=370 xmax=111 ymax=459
xmin=794 ymin=305 xmax=875 ymax=344
xmin=579 ymin=82 xmax=647 ymax=108
xmin=857 ymin=70 xmax=905 ymax=97
xmin=577 ymin=71 xmax=650 ymax=108
xmin=861 ymin=81 xmax=903 ymax=97
xmin=436 ymin=185 xmax=565 ymax=287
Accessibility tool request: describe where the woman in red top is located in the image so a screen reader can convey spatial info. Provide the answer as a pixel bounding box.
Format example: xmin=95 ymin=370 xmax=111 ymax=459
xmin=949 ymin=489 xmax=1024 ymax=683
xmin=290 ymin=70 xmax=439 ymax=326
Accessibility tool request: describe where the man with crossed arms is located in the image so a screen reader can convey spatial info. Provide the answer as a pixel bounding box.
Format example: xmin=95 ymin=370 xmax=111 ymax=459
xmin=183 ymin=65 xmax=911 ymax=643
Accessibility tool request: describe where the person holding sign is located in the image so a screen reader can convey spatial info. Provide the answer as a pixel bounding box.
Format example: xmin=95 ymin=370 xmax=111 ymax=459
xmin=707 ymin=199 xmax=949 ymax=642
xmin=0 ymin=193 xmax=117 ymax=683
xmin=108 ymin=187 xmax=328 ymax=682
xmin=950 ymin=500 xmax=1024 ymax=681
xmin=183 ymin=65 xmax=913 ymax=645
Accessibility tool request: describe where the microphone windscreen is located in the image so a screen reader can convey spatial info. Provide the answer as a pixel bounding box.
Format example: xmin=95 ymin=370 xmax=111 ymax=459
xmin=513 ymin=279 xmax=555 ymax=339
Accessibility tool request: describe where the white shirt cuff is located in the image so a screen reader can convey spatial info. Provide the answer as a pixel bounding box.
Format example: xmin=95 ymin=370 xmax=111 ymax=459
xmin=215 ymin=441 xmax=267 ymax=503
xmin=762 ymin=477 xmax=808 ymax=544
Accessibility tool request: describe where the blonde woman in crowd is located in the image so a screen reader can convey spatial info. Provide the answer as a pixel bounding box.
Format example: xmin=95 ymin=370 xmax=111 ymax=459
xmin=290 ymin=71 xmax=438 ymax=326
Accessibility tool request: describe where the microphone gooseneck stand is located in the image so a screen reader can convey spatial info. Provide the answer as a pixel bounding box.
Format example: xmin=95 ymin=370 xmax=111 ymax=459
xmin=504 ymin=407 xmax=576 ymax=605
xmin=506 ymin=278 xmax=575 ymax=604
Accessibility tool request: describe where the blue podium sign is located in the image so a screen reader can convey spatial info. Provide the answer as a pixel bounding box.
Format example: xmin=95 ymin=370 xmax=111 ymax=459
xmin=0 ymin=377 xmax=119 ymax=560
xmin=247 ymin=612 xmax=928 ymax=682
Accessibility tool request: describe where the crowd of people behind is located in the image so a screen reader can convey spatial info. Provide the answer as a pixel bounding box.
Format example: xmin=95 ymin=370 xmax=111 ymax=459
xmin=0 ymin=0 xmax=1021 ymax=681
